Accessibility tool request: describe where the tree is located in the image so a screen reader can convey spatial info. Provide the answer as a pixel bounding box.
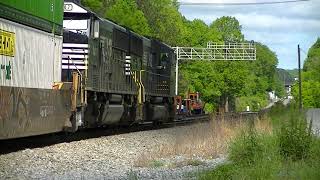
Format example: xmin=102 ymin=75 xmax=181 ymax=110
xmin=292 ymin=81 xmax=320 ymax=108
xmin=303 ymin=38 xmax=320 ymax=82
xmin=238 ymin=42 xmax=283 ymax=111
xmin=105 ymin=0 xmax=151 ymax=36
xmin=180 ymin=19 xmax=223 ymax=47
xmin=81 ymin=0 xmax=120 ymax=16
xmin=135 ymin=0 xmax=186 ymax=46
xmin=210 ymin=16 xmax=244 ymax=42
xmin=292 ymin=38 xmax=320 ymax=108
xmin=180 ymin=18 xmax=281 ymax=112
xmin=81 ymin=0 xmax=104 ymax=15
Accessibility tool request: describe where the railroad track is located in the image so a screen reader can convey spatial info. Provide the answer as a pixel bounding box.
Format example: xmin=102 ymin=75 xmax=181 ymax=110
xmin=0 ymin=114 xmax=210 ymax=155
xmin=172 ymin=114 xmax=210 ymax=124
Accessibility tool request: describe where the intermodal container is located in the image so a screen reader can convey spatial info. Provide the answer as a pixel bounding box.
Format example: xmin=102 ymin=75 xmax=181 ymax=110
xmin=0 ymin=0 xmax=63 ymax=35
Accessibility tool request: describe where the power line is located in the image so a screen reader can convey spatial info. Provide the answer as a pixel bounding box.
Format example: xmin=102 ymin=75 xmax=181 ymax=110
xmin=299 ymin=48 xmax=308 ymax=55
xmin=300 ymin=48 xmax=320 ymax=62
xmin=179 ymin=0 xmax=310 ymax=6
xmin=296 ymin=48 xmax=320 ymax=65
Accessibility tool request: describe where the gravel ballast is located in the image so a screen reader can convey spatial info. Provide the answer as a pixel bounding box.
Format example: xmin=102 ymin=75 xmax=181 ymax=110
xmin=0 ymin=123 xmax=225 ymax=180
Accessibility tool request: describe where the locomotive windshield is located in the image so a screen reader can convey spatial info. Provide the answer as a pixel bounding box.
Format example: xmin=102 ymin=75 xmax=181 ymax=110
xmin=64 ymin=19 xmax=88 ymax=30
xmin=63 ymin=19 xmax=89 ymax=44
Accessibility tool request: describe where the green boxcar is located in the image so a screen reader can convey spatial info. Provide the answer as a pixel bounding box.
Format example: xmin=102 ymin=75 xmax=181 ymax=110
xmin=0 ymin=0 xmax=63 ymax=35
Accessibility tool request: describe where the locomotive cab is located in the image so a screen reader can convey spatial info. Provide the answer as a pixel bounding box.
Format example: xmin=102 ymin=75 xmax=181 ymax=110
xmin=62 ymin=2 xmax=92 ymax=82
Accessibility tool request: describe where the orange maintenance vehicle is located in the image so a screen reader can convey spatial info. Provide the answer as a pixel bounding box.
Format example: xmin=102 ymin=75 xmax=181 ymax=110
xmin=176 ymin=92 xmax=204 ymax=115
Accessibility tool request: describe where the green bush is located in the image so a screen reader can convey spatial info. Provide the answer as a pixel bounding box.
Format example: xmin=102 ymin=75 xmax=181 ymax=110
xmin=204 ymin=102 xmax=217 ymax=113
xmin=228 ymin=128 xmax=263 ymax=166
xmin=200 ymin=131 xmax=282 ymax=179
xmin=199 ymin=107 xmax=319 ymax=179
xmin=277 ymin=138 xmax=320 ymax=179
xmin=199 ymin=163 xmax=235 ymax=180
xmin=278 ymin=111 xmax=312 ymax=160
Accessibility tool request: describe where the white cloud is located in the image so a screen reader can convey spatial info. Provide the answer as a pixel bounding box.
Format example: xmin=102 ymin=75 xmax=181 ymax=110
xmin=184 ymin=13 xmax=320 ymax=32
xmin=244 ymin=31 xmax=297 ymax=45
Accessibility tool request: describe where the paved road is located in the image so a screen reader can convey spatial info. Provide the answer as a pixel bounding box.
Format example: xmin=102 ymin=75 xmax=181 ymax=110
xmin=306 ymin=109 xmax=320 ymax=136
xmin=282 ymin=98 xmax=291 ymax=106
xmin=264 ymin=99 xmax=319 ymax=136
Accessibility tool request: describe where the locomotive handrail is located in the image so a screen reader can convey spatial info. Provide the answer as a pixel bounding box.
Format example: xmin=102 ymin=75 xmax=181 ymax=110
xmin=68 ymin=57 xmax=83 ymax=78
xmin=132 ymin=70 xmax=146 ymax=121
xmin=69 ymin=56 xmax=85 ymax=105
xmin=140 ymin=70 xmax=146 ymax=103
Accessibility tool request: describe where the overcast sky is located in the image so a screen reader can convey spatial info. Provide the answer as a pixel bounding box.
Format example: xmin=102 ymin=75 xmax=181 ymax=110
xmin=178 ymin=0 xmax=320 ymax=69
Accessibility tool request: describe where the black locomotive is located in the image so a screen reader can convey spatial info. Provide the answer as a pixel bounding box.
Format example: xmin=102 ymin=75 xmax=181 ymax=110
xmin=62 ymin=2 xmax=176 ymax=132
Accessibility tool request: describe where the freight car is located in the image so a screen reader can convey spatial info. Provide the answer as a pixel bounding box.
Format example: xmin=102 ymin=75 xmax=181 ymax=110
xmin=0 ymin=0 xmax=72 ymax=139
xmin=0 ymin=1 xmax=176 ymax=139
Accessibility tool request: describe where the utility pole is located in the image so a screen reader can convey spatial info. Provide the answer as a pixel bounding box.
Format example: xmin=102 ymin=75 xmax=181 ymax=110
xmin=298 ymin=44 xmax=302 ymax=111
xmin=175 ymin=58 xmax=179 ymax=95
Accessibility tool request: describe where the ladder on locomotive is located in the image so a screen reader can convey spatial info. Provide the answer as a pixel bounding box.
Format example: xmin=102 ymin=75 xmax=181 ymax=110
xmin=174 ymin=41 xmax=256 ymax=95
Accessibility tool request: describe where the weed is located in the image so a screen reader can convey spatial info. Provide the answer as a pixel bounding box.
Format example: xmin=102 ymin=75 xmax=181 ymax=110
xmin=134 ymin=113 xmax=271 ymax=167
xmin=186 ymin=159 xmax=205 ymax=166
xmin=278 ymin=110 xmax=312 ymax=160
xmin=170 ymin=158 xmax=205 ymax=168
xmin=199 ymin=106 xmax=320 ymax=180
xmin=134 ymin=119 xmax=245 ymax=167
xmin=199 ymin=163 xmax=235 ymax=180
xmin=150 ymin=160 xmax=165 ymax=168
xmin=126 ymin=170 xmax=138 ymax=180
xmin=228 ymin=124 xmax=263 ymax=166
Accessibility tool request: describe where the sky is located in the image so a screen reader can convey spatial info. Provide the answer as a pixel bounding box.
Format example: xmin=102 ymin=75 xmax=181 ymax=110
xmin=178 ymin=0 xmax=320 ymax=69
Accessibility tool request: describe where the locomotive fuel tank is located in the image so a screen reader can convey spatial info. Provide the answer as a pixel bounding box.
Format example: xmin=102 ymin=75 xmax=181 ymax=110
xmin=146 ymin=97 xmax=170 ymax=122
xmin=99 ymin=95 xmax=124 ymax=125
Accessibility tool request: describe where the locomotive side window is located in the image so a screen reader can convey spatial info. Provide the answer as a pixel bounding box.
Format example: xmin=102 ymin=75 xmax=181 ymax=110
xmin=93 ymin=20 xmax=99 ymax=38
xmin=160 ymin=53 xmax=169 ymax=70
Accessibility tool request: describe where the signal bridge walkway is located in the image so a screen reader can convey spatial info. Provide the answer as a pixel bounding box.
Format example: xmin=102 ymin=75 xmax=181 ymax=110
xmin=175 ymin=42 xmax=256 ymax=61
xmin=173 ymin=42 xmax=256 ymax=95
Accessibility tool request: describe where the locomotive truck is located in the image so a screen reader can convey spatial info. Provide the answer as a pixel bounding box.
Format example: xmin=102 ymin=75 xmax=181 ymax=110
xmin=0 ymin=0 xmax=176 ymax=139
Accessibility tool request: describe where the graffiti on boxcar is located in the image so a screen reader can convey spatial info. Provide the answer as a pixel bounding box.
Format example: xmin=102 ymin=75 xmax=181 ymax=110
xmin=0 ymin=87 xmax=30 ymax=137
xmin=10 ymin=88 xmax=28 ymax=116
xmin=38 ymin=90 xmax=57 ymax=118
xmin=0 ymin=87 xmax=11 ymax=133
xmin=10 ymin=87 xmax=30 ymax=127
xmin=0 ymin=61 xmax=12 ymax=80
xmin=40 ymin=106 xmax=55 ymax=118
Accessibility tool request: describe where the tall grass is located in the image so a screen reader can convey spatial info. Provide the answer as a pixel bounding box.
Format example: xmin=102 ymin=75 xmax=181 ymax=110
xmin=278 ymin=110 xmax=312 ymax=161
xmin=134 ymin=115 xmax=258 ymax=167
xmin=200 ymin=105 xmax=319 ymax=179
